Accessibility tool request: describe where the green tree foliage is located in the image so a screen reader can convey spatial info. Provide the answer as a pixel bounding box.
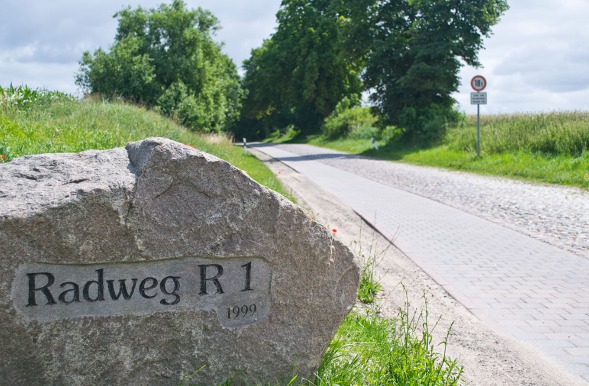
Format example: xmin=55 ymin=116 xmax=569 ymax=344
xmin=352 ymin=0 xmax=509 ymax=143
xmin=239 ymin=0 xmax=507 ymax=142
xmin=322 ymin=95 xmax=375 ymax=139
xmin=76 ymin=0 xmax=243 ymax=133
xmin=237 ymin=0 xmax=363 ymax=138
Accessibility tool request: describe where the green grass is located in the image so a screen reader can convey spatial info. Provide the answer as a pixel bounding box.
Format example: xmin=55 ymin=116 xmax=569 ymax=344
xmin=0 ymin=86 xmax=292 ymax=200
xmin=453 ymin=113 xmax=589 ymax=156
xmin=313 ymin=235 xmax=462 ymax=385
xmin=352 ymin=234 xmax=385 ymax=305
xmin=315 ymin=301 xmax=462 ymax=385
xmin=293 ymin=112 xmax=589 ymax=190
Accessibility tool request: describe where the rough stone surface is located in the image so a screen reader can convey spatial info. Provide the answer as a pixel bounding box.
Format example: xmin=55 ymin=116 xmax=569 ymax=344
xmin=0 ymin=137 xmax=359 ymax=385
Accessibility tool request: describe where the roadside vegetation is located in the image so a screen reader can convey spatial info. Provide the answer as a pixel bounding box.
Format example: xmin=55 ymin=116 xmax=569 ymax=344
xmin=70 ymin=0 xmax=566 ymax=190
xmin=316 ymin=300 xmax=462 ymax=385
xmin=268 ymin=105 xmax=589 ymax=190
xmin=76 ymin=1 xmax=242 ymax=134
xmin=315 ymin=236 xmax=462 ymax=385
xmin=236 ymin=0 xmax=508 ymax=145
xmin=0 ymin=85 xmax=289 ymax=199
xmin=2 ymin=85 xmax=462 ymax=385
xmin=72 ymin=0 xmax=509 ymax=148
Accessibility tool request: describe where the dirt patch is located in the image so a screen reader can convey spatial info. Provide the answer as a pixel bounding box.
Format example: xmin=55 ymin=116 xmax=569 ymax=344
xmin=251 ymin=148 xmax=585 ymax=386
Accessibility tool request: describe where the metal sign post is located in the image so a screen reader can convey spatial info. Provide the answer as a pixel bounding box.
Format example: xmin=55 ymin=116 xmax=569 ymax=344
xmin=477 ymin=103 xmax=481 ymax=157
xmin=470 ymin=75 xmax=487 ymax=158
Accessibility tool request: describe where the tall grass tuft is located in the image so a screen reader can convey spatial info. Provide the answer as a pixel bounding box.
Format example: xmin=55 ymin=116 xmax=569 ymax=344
xmin=352 ymin=231 xmax=386 ymax=305
xmin=448 ymin=112 xmax=589 ymax=156
xmin=320 ymin=228 xmax=462 ymax=385
xmin=315 ymin=298 xmax=463 ymax=385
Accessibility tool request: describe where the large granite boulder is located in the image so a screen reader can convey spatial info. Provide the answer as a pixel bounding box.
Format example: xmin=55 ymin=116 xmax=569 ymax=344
xmin=0 ymin=138 xmax=359 ymax=385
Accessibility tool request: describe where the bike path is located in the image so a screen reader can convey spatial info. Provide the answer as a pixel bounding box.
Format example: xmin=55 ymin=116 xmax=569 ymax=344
xmin=252 ymin=143 xmax=589 ymax=383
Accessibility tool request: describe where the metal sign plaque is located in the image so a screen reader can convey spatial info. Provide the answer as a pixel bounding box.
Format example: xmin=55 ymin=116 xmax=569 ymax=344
xmin=470 ymin=92 xmax=487 ymax=105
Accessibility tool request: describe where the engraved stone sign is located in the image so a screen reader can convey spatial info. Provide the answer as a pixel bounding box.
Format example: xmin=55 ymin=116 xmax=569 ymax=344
xmin=13 ymin=257 xmax=270 ymax=327
xmin=0 ymin=138 xmax=360 ymax=385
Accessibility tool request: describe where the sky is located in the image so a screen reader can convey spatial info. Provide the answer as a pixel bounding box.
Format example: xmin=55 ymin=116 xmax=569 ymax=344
xmin=1 ymin=0 xmax=588 ymax=115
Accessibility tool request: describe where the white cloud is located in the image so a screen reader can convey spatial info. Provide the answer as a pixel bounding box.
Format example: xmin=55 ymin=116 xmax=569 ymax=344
xmin=0 ymin=0 xmax=280 ymax=94
xmin=2 ymin=0 xmax=588 ymax=114
xmin=456 ymin=0 xmax=589 ymax=113
xmin=0 ymin=58 xmax=79 ymax=94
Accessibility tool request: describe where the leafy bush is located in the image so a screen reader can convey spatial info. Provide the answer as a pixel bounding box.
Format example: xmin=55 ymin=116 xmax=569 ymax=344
xmin=351 ymin=125 xmax=380 ymax=140
xmin=398 ymin=103 xmax=463 ymax=145
xmin=380 ymin=125 xmax=404 ymax=143
xmin=76 ymin=0 xmax=243 ymax=134
xmin=322 ymin=105 xmax=377 ymax=139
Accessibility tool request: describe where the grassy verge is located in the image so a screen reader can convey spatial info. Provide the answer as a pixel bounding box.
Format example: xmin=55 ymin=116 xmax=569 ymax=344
xmin=312 ymin=238 xmax=462 ymax=385
xmin=316 ymin=303 xmax=462 ymax=385
xmin=0 ymin=87 xmax=292 ymax=200
xmin=286 ymin=112 xmax=589 ymax=190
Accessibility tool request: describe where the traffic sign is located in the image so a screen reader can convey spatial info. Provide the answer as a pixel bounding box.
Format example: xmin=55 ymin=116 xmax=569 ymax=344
xmin=471 ymin=75 xmax=487 ymax=92
xmin=470 ymin=76 xmax=487 ymax=158
xmin=470 ymin=92 xmax=487 ymax=105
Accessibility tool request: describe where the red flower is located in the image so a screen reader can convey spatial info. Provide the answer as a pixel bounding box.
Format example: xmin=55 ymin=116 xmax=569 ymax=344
xmin=0 ymin=154 xmax=5 ymax=160
xmin=332 ymin=229 xmax=337 ymax=234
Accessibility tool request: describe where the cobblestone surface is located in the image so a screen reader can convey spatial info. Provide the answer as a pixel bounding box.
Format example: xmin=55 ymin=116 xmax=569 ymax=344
xmin=252 ymin=143 xmax=589 ymax=383
xmin=274 ymin=143 xmax=589 ymax=259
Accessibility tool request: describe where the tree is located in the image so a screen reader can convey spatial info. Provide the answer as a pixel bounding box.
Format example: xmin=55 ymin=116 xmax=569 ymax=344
xmin=238 ymin=0 xmax=363 ymax=137
xmin=76 ymin=0 xmax=243 ymax=133
xmin=353 ymin=0 xmax=509 ymax=143
xmin=238 ymin=0 xmax=506 ymax=141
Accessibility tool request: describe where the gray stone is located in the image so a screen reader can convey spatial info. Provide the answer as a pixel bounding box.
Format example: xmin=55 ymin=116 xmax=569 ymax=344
xmin=0 ymin=138 xmax=359 ymax=385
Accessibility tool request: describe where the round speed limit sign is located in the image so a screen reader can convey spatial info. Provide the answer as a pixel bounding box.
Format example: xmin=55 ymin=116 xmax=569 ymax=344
xmin=471 ymin=75 xmax=487 ymax=92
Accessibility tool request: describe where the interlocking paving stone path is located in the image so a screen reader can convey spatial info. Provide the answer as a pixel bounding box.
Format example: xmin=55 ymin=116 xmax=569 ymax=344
xmin=252 ymin=143 xmax=589 ymax=383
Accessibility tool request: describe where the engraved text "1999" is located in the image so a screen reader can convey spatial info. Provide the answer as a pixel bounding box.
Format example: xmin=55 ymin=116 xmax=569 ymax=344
xmin=227 ymin=304 xmax=256 ymax=319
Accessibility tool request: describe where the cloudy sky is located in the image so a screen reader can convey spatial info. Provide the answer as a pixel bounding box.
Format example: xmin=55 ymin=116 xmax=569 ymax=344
xmin=1 ymin=0 xmax=588 ymax=114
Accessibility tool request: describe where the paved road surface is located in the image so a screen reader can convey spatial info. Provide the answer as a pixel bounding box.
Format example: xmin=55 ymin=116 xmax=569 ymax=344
xmin=252 ymin=143 xmax=589 ymax=384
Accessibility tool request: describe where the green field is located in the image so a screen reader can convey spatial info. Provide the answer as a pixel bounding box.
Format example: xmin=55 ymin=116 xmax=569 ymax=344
xmin=295 ymin=111 xmax=589 ymax=190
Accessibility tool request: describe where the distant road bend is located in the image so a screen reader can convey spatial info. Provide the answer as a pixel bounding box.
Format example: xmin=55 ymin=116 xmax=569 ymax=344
xmin=252 ymin=142 xmax=589 ymax=383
